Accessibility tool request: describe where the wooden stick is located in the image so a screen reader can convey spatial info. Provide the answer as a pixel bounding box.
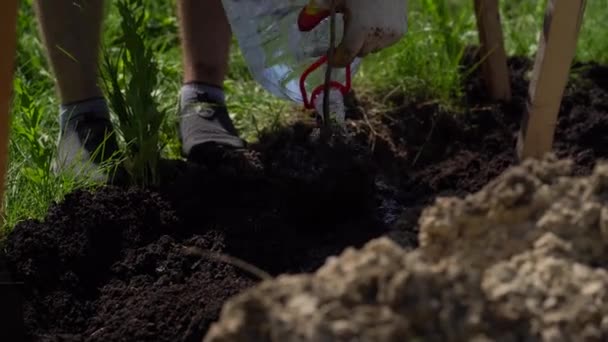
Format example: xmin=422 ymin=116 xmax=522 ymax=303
xmin=0 ymin=3 xmax=24 ymax=339
xmin=517 ymin=0 xmax=587 ymax=160
xmin=321 ymin=0 xmax=337 ymax=140
xmin=0 ymin=0 xmax=20 ymax=221
xmin=473 ymin=0 xmax=511 ymax=101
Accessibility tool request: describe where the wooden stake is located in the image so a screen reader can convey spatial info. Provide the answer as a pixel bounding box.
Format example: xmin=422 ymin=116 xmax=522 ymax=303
xmin=517 ymin=0 xmax=586 ymax=160
xmin=0 ymin=4 xmax=24 ymax=340
xmin=321 ymin=0 xmax=337 ymax=140
xmin=473 ymin=0 xmax=511 ymax=101
xmin=0 ymin=0 xmax=20 ymax=221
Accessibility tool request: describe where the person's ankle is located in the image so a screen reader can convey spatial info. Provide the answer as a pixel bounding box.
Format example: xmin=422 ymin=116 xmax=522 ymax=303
xmin=59 ymin=97 xmax=110 ymax=131
xmin=180 ymin=82 xmax=225 ymax=106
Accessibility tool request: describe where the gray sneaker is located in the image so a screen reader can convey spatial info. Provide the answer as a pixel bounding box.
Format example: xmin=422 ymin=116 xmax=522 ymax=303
xmin=54 ymin=112 xmax=120 ymax=182
xmin=179 ymin=91 xmax=245 ymax=160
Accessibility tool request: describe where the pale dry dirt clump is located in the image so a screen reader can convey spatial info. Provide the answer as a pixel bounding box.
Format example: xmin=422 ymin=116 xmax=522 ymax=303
xmin=204 ymin=155 xmax=608 ymax=342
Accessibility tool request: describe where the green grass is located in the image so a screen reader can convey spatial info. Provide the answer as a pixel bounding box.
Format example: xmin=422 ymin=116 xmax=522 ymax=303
xmin=101 ymin=0 xmax=169 ymax=187
xmin=3 ymin=0 xmax=608 ymax=230
xmin=357 ymin=0 xmax=608 ymax=103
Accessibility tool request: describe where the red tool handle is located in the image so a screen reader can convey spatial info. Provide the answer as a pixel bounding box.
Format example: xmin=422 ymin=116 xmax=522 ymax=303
xmin=299 ymin=55 xmax=351 ymax=109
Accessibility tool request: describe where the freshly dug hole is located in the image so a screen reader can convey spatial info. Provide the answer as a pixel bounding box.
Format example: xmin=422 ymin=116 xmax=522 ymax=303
xmin=205 ymin=155 xmax=608 ymax=342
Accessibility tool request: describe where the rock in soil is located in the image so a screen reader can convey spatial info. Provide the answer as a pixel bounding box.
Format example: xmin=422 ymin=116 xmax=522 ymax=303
xmin=205 ymin=155 xmax=608 ymax=342
xmin=3 ymin=52 xmax=608 ymax=341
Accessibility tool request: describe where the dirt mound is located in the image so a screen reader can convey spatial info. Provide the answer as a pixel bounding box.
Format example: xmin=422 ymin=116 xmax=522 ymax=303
xmin=3 ymin=53 xmax=608 ymax=341
xmin=5 ymin=186 xmax=256 ymax=341
xmin=205 ymin=155 xmax=608 ymax=342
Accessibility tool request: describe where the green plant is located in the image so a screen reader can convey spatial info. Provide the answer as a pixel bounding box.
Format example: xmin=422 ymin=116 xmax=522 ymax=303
xmin=2 ymin=77 xmax=103 ymax=229
xmin=100 ymin=0 xmax=168 ymax=187
xmin=355 ymin=0 xmax=476 ymax=107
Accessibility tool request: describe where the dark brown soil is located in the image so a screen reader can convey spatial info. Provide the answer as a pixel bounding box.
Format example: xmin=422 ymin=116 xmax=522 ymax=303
xmin=3 ymin=51 xmax=608 ymax=341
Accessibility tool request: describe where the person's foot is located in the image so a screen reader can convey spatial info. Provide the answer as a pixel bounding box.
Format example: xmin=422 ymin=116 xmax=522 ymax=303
xmin=179 ymin=88 xmax=246 ymax=161
xmin=53 ymin=111 xmax=120 ymax=182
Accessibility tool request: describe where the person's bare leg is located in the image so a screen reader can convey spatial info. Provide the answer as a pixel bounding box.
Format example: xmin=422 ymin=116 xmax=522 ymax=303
xmin=177 ymin=0 xmax=244 ymax=158
xmin=34 ymin=0 xmax=105 ymax=104
xmin=178 ymin=0 xmax=231 ymax=86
